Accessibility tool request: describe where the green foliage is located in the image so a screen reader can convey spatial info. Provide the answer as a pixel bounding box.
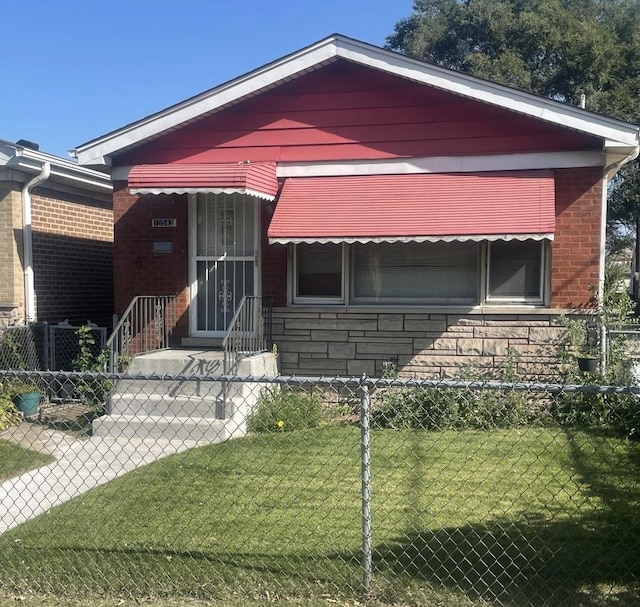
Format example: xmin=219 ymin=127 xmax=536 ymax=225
xmin=0 ymin=390 xmax=21 ymax=431
xmin=0 ymin=333 xmax=25 ymax=370
xmin=247 ymin=387 xmax=324 ymax=433
xmin=388 ymin=0 xmax=640 ymax=120
xmin=555 ymin=260 xmax=640 ymax=438
xmin=72 ymin=326 xmax=109 ymax=373
xmin=71 ymin=326 xmax=111 ymax=409
xmin=371 ymin=353 xmax=549 ymax=431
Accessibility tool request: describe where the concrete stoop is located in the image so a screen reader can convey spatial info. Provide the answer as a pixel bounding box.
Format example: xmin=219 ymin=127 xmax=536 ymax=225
xmin=92 ymin=349 xmax=278 ymax=443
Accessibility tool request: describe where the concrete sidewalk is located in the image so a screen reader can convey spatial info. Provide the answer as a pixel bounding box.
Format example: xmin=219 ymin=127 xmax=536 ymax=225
xmin=0 ymin=422 xmax=198 ymax=535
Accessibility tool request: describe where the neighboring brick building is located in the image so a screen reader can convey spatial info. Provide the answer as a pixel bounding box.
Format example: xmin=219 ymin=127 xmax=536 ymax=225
xmin=74 ymin=35 xmax=639 ymax=378
xmin=0 ymin=139 xmax=113 ymax=328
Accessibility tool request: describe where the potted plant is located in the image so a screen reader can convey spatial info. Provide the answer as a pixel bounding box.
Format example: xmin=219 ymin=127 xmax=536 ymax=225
xmin=563 ymin=315 xmax=600 ymax=374
xmin=9 ymin=381 xmax=41 ymax=417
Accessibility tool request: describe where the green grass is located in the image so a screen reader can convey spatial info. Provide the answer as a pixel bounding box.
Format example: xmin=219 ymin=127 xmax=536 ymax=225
xmin=0 ymin=426 xmax=639 ymax=606
xmin=0 ymin=439 xmax=53 ymax=481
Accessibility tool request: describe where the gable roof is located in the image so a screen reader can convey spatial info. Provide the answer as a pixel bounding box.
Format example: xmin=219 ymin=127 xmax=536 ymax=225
xmin=73 ymin=34 xmax=639 ymax=168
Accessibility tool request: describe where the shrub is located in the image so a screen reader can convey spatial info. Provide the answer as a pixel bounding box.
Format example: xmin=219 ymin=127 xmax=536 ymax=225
xmin=0 ymin=388 xmax=21 ymax=431
xmin=554 ymin=275 xmax=640 ymax=439
xmin=72 ymin=326 xmax=111 ymax=409
xmin=248 ymin=387 xmax=324 ymax=433
xmin=371 ymin=384 xmax=540 ymax=431
xmin=371 ymin=352 xmax=551 ymax=431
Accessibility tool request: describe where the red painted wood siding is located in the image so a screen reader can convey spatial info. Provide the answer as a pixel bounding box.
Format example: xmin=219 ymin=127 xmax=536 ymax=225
xmin=115 ymin=61 xmax=600 ymax=166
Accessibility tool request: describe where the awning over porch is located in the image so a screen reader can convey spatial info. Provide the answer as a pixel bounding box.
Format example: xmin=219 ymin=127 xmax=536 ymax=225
xmin=128 ymin=162 xmax=278 ymax=200
xmin=267 ymin=170 xmax=555 ymax=244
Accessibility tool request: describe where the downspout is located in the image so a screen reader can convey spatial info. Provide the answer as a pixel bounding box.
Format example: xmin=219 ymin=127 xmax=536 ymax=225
xmin=599 ymin=145 xmax=640 ymax=374
xmin=21 ymin=162 xmax=51 ymax=323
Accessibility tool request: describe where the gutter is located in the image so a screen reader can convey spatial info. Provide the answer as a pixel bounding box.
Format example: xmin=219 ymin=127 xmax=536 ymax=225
xmin=21 ymin=162 xmax=50 ymax=322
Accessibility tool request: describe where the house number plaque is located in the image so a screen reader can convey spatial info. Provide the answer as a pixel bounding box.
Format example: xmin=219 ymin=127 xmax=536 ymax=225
xmin=152 ymin=218 xmax=177 ymax=228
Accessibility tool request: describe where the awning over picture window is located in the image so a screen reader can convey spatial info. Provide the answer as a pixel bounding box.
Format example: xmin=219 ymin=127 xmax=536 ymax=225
xmin=128 ymin=162 xmax=278 ymax=200
xmin=267 ymin=171 xmax=555 ymax=244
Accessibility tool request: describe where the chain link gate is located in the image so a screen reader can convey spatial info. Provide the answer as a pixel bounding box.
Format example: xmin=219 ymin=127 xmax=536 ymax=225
xmin=1 ymin=369 xmax=639 ymax=605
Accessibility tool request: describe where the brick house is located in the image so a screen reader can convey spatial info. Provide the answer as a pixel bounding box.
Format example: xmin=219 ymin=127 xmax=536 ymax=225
xmin=74 ymin=35 xmax=639 ymax=378
xmin=0 ymin=139 xmax=113 ymax=328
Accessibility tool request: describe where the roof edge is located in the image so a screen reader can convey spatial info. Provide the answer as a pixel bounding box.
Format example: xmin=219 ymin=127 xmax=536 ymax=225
xmin=0 ymin=140 xmax=112 ymax=191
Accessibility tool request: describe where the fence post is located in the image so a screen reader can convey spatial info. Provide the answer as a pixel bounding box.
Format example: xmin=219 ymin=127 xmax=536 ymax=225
xmin=600 ymin=324 xmax=608 ymax=376
xmin=360 ymin=376 xmax=372 ymax=593
xmin=43 ymin=321 xmax=49 ymax=370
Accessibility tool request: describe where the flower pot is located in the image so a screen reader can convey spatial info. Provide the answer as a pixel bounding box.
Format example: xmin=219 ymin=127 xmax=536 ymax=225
xmin=12 ymin=392 xmax=41 ymax=417
xmin=577 ymin=357 xmax=599 ymax=373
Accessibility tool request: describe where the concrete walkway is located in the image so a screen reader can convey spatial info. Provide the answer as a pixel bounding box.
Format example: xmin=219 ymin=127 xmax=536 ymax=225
xmin=0 ymin=422 xmax=198 ymax=535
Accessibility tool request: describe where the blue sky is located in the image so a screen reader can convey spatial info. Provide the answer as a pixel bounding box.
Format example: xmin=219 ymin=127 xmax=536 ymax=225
xmin=1 ymin=0 xmax=413 ymax=159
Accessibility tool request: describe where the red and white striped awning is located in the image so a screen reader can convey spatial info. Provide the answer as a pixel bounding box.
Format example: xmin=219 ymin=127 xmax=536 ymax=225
xmin=268 ymin=170 xmax=555 ymax=244
xmin=128 ymin=162 xmax=278 ymax=200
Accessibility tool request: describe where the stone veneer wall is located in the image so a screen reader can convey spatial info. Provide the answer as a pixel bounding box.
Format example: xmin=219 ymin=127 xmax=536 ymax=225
xmin=272 ymin=308 xmax=569 ymax=379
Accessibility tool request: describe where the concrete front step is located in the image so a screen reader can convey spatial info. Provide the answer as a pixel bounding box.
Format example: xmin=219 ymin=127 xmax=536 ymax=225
xmin=92 ymin=415 xmax=234 ymax=442
xmin=94 ymin=350 xmax=278 ymax=442
xmin=127 ymin=349 xmax=224 ymax=376
xmin=108 ymin=393 xmax=225 ymax=418
xmin=110 ymin=378 xmax=226 ymax=399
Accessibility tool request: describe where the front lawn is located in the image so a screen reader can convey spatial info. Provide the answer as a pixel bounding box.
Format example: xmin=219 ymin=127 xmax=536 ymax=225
xmin=0 ymin=426 xmax=638 ymax=606
xmin=0 ymin=439 xmax=53 ymax=481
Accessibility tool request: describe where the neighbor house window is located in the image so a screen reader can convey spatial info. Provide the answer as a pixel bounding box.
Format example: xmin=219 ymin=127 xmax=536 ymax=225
xmin=291 ymin=240 xmax=547 ymax=306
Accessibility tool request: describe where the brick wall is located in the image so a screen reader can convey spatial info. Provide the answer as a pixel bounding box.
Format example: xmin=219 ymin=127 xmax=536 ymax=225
xmin=111 ymin=166 xmax=603 ymax=353
xmin=272 ymin=308 xmax=567 ymax=378
xmin=261 ymin=202 xmax=287 ymax=307
xmin=551 ymin=166 xmax=602 ymax=308
xmin=31 ymin=188 xmax=114 ymax=327
xmin=113 ymin=182 xmax=189 ymax=339
xmin=0 ymin=183 xmax=24 ymax=326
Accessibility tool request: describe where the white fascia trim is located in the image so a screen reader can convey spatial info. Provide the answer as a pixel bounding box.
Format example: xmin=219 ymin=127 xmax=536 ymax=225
xmin=336 ymin=39 xmax=640 ymax=148
xmin=8 ymin=150 xmax=112 ymax=191
xmin=277 ymin=151 xmax=604 ymax=177
xmin=112 ymin=150 xmax=604 ymax=182
xmin=270 ymin=233 xmax=554 ymax=245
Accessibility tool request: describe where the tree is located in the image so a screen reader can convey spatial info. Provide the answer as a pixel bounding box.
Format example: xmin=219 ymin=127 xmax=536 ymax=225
xmin=387 ymin=0 xmax=640 ymax=250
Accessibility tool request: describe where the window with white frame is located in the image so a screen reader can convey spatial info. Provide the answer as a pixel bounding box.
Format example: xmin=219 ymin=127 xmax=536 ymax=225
xmin=487 ymin=240 xmax=545 ymax=302
xmin=291 ymin=240 xmax=547 ymax=305
xmin=294 ymin=243 xmax=344 ymax=301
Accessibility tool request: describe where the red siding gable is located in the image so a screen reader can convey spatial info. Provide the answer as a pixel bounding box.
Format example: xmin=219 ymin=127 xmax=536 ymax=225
xmin=115 ymin=61 xmax=600 ymax=166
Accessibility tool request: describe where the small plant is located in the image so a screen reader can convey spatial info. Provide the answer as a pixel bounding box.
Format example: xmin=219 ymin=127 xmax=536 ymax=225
xmin=0 ymin=388 xmax=21 ymax=430
xmin=72 ymin=326 xmax=111 ymax=409
xmin=381 ymin=357 xmax=399 ymax=379
xmin=372 ymin=352 xmax=546 ymax=431
xmin=248 ymin=387 xmax=324 ymax=433
xmin=0 ymin=332 xmax=25 ymax=369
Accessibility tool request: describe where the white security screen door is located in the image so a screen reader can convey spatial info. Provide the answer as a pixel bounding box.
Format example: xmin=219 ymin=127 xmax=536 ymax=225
xmin=190 ymin=193 xmax=259 ymax=336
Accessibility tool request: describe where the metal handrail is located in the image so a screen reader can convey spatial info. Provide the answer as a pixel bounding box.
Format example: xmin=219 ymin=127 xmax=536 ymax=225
xmin=222 ymin=296 xmax=272 ymax=376
xmin=106 ymin=295 xmax=177 ymax=372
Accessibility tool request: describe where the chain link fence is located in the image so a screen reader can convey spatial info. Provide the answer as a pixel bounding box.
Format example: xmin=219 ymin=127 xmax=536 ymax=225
xmin=0 ymin=323 xmax=107 ymax=373
xmin=1 ymin=368 xmax=639 ymax=606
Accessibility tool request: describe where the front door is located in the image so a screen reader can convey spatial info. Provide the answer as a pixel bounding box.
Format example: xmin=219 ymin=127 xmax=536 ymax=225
xmin=190 ymin=193 xmax=259 ymax=337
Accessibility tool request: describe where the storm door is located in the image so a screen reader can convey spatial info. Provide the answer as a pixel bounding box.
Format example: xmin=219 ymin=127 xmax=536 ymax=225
xmin=190 ymin=193 xmax=259 ymax=336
